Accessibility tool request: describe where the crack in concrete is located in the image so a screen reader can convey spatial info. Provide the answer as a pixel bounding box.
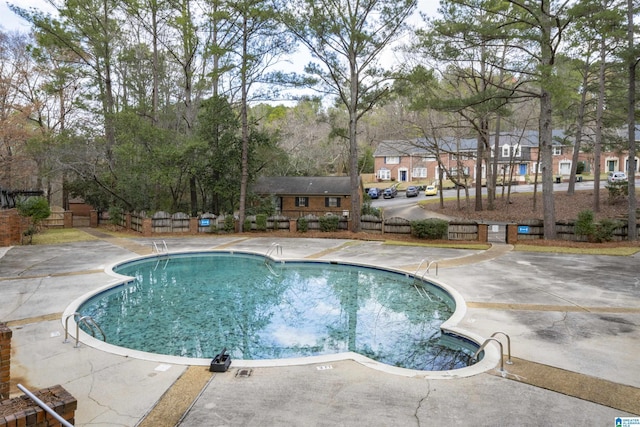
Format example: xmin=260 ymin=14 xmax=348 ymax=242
xmin=81 ymin=358 xmax=140 ymax=425
xmin=414 ymin=381 xmax=431 ymax=427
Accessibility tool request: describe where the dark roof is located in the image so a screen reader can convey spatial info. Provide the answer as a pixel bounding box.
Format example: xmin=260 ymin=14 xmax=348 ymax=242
xmin=252 ymin=176 xmax=354 ymax=196
xmin=374 ymin=130 xmax=568 ymax=157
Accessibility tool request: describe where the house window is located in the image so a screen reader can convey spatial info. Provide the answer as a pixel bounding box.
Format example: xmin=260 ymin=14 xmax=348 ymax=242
xmin=451 ymin=166 xmax=469 ymax=177
xmin=325 ymin=197 xmax=341 ymax=207
xmin=378 ymin=168 xmax=391 ymax=180
xmin=502 ymin=144 xmax=521 ymax=157
xmin=422 ymin=156 xmax=436 ymax=162
xmin=513 ymin=144 xmax=521 ymax=157
xmin=295 ymin=197 xmax=308 ymax=207
xmin=385 ymin=156 xmax=400 ymax=164
xmin=412 ymin=167 xmax=427 ymax=178
xmin=552 ymin=146 xmax=562 ymax=155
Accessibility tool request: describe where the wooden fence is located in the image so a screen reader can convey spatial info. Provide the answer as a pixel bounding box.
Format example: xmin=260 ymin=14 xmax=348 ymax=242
xmin=93 ymin=210 xmax=487 ymax=242
xmin=514 ymin=219 xmax=637 ymax=242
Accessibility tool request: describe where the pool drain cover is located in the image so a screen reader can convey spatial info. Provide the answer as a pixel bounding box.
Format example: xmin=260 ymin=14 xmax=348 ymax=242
xmin=235 ymin=368 xmax=252 ymax=378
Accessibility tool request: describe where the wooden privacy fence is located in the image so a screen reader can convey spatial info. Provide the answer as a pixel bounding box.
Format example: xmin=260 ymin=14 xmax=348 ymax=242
xmin=513 ymin=219 xmax=638 ymax=243
xmin=93 ymin=210 xmax=487 ymax=242
xmin=91 ymin=209 xmax=640 ymax=243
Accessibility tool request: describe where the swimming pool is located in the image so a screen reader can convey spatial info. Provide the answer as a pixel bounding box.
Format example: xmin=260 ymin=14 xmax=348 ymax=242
xmin=70 ymin=251 xmax=485 ymax=373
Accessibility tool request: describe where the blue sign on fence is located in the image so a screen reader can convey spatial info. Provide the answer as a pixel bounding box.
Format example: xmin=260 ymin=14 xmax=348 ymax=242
xmin=518 ymin=225 xmax=530 ymax=234
xmin=199 ymin=219 xmax=211 ymax=226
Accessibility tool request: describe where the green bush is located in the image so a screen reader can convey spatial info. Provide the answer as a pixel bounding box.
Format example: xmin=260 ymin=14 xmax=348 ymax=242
xmin=593 ymin=219 xmax=621 ymax=243
xmin=223 ymin=215 xmax=235 ymax=233
xmin=574 ymin=210 xmax=595 ymax=238
xmin=606 ymin=181 xmax=628 ymax=204
xmin=243 ymin=218 xmax=252 ymax=232
xmin=256 ymin=214 xmax=267 ymax=231
xmin=575 ymin=209 xmax=621 ymax=243
xmin=16 ymin=196 xmax=51 ymax=223
xmin=16 ymin=196 xmax=51 ymax=244
xmin=361 ymin=200 xmax=381 ymax=218
xmin=297 ymin=217 xmax=308 ymax=233
xmin=411 ymin=219 xmax=448 ymax=239
xmin=108 ymin=206 xmax=123 ymax=226
xmin=319 ymin=215 xmax=340 ymax=232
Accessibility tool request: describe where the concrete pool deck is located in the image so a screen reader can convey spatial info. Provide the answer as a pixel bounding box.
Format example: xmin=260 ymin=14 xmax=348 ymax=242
xmin=1 ymin=232 xmax=639 ymax=426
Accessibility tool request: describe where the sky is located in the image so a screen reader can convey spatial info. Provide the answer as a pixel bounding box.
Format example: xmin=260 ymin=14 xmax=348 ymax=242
xmin=2 ymin=0 xmax=440 ymax=33
xmin=0 ymin=0 xmax=57 ymax=32
xmin=1 ymin=0 xmax=440 ymax=105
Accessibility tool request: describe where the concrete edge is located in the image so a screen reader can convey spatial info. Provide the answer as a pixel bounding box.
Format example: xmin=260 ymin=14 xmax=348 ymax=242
xmin=61 ymin=249 xmax=502 ymax=380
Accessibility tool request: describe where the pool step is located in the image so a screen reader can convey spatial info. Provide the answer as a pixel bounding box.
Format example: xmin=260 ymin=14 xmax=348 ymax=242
xmin=492 ymin=357 xmax=640 ymax=415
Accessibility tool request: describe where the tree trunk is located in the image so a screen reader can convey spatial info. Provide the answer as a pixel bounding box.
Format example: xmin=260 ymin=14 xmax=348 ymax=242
xmin=238 ymin=15 xmax=249 ymax=232
xmin=539 ymin=1 xmax=556 ymax=239
xmin=348 ymin=57 xmax=361 ymax=232
xmin=567 ymin=61 xmax=589 ymax=196
xmin=626 ymin=0 xmax=637 ymax=240
xmin=593 ymin=38 xmax=606 ymax=213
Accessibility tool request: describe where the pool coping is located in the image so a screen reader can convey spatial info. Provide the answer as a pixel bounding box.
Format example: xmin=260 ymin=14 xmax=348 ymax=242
xmin=62 ymin=249 xmax=500 ymax=380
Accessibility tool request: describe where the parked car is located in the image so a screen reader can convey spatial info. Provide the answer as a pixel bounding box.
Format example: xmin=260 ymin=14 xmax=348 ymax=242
xmin=607 ymin=171 xmax=627 ymax=183
xmin=424 ymin=185 xmax=438 ymax=196
xmin=382 ymin=187 xmax=397 ymax=199
xmin=405 ymin=186 xmax=419 ymax=197
xmin=367 ymin=188 xmax=380 ymax=199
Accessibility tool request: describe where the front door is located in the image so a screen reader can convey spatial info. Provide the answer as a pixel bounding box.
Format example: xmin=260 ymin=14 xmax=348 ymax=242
xmin=399 ymin=169 xmax=407 ymax=182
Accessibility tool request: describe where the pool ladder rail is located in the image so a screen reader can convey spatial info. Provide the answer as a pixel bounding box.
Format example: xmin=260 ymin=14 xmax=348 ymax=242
xmin=472 ymin=331 xmax=513 ymax=373
xmin=264 ymin=243 xmax=283 ymax=276
xmin=152 ymin=240 xmax=169 ymax=254
xmin=411 ymin=259 xmax=438 ymax=300
xmin=64 ymin=312 xmax=106 ymax=348
xmin=413 ymin=258 xmax=438 ymax=279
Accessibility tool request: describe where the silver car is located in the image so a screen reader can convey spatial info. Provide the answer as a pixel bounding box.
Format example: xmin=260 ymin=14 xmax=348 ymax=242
xmin=607 ymin=171 xmax=627 ymax=183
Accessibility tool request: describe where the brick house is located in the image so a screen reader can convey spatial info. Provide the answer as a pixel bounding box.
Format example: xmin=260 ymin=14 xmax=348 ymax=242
xmin=374 ymin=128 xmax=640 ymax=185
xmin=252 ymin=176 xmax=361 ymax=218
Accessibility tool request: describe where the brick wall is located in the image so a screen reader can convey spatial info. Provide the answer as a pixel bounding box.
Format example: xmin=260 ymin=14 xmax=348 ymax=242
xmin=0 ymin=210 xmax=26 ymax=247
xmin=0 ymin=324 xmax=77 ymax=426
xmin=280 ymin=195 xmax=352 ymax=218
xmin=0 ymin=324 xmax=11 ymax=400
xmin=0 ymin=384 xmax=77 ymax=427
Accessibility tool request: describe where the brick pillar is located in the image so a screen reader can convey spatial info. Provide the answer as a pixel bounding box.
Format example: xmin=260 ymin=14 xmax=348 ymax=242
xmin=0 ymin=323 xmax=12 ymax=400
xmin=89 ymin=210 xmax=98 ymax=227
xmin=506 ymin=224 xmax=519 ymax=245
xmin=142 ymin=218 xmax=152 ymax=237
xmin=477 ymin=223 xmax=488 ymax=243
xmin=189 ymin=217 xmax=198 ymax=235
xmin=125 ymin=212 xmax=132 ymax=231
xmin=0 ymin=209 xmax=23 ymax=246
xmin=289 ymin=219 xmax=297 ymax=233
xmin=63 ymin=211 xmax=73 ymax=228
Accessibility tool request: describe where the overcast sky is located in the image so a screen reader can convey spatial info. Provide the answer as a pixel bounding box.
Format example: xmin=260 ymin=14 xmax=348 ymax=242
xmin=2 ymin=0 xmax=439 ymax=33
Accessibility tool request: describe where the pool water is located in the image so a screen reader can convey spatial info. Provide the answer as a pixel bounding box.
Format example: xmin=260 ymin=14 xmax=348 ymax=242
xmin=78 ymin=253 xmax=476 ymax=370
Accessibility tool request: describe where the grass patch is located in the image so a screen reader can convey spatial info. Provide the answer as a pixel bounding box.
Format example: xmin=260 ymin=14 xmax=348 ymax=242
xmin=384 ymin=240 xmax=491 ymax=250
xmin=31 ymin=228 xmax=98 ymax=245
xmin=514 ymin=244 xmax=640 ymax=256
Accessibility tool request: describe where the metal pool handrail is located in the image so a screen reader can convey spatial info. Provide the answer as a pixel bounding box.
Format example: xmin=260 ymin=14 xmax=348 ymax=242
xmin=264 ymin=242 xmax=282 ymax=259
xmin=64 ymin=313 xmax=106 ymax=347
xmin=472 ymin=332 xmax=513 ymax=372
xmin=17 ymin=384 xmax=74 ymax=427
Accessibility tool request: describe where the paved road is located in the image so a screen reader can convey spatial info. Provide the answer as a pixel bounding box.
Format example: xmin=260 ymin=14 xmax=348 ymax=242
xmin=373 ymin=179 xmax=640 ymax=221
